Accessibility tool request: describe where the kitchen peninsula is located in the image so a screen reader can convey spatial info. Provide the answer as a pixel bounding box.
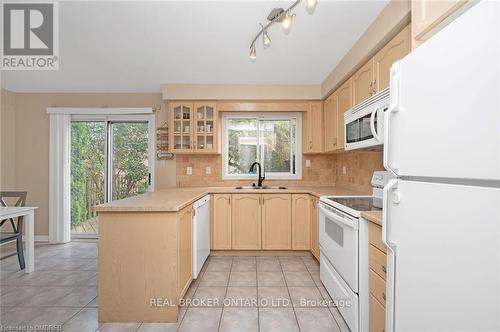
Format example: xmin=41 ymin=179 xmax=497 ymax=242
xmin=94 ymin=186 xmax=365 ymax=323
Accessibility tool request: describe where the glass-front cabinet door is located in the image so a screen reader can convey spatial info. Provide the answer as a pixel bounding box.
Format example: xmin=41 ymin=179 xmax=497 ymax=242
xmin=194 ymin=102 xmax=216 ymax=153
xmin=171 ymin=102 xmax=193 ymax=152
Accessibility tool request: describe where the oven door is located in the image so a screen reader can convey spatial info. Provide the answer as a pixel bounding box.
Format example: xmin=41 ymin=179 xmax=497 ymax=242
xmin=319 ymin=202 xmax=359 ymax=292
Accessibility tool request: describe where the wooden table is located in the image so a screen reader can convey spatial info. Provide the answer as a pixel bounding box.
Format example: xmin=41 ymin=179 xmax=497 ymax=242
xmin=0 ymin=206 xmax=38 ymax=273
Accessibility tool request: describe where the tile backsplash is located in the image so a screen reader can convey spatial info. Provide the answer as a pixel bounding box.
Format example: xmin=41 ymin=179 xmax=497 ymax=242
xmin=333 ymin=150 xmax=384 ymax=193
xmin=176 ymin=154 xmax=336 ymax=188
xmin=175 ymin=150 xmax=384 ymax=193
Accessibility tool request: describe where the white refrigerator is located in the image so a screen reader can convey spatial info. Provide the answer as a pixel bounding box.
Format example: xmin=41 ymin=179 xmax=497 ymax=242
xmin=383 ymin=1 xmax=500 ymax=331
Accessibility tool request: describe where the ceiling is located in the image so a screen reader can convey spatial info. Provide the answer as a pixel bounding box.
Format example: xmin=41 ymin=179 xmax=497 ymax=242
xmin=1 ymin=1 xmax=389 ymax=93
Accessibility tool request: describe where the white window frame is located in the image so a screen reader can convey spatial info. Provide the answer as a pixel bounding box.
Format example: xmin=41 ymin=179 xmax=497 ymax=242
xmin=222 ymin=112 xmax=302 ymax=180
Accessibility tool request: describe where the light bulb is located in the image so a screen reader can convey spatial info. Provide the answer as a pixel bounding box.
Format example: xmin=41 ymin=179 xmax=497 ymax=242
xmin=304 ymin=0 xmax=317 ymax=14
xmin=249 ymin=45 xmax=257 ymax=60
xmin=282 ymin=12 xmax=293 ymax=34
xmin=263 ymin=30 xmax=271 ymax=47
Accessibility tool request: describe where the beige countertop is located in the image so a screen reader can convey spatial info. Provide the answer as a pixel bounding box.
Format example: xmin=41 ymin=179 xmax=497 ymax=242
xmin=94 ymin=186 xmax=368 ymax=212
xmin=361 ymin=211 xmax=383 ymax=226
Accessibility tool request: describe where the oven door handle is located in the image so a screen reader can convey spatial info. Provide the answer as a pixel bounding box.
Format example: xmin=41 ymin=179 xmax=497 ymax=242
xmin=319 ymin=204 xmax=358 ymax=230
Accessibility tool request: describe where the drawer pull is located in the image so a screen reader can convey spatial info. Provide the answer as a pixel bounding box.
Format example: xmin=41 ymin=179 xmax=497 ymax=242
xmin=381 ymin=265 xmax=387 ymax=273
xmin=382 ymin=292 xmax=386 ymax=301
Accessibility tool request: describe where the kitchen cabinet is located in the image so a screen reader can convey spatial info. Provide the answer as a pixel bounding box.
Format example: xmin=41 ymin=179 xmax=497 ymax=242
xmin=178 ymin=205 xmax=193 ymax=296
xmin=374 ymin=25 xmax=411 ymax=91
xmin=211 ymin=194 xmax=231 ymax=249
xmin=262 ymin=194 xmax=292 ymax=249
xmin=303 ymin=102 xmax=324 ymax=154
xmin=231 ymin=194 xmax=262 ymax=249
xmin=368 ymin=220 xmax=387 ymax=332
xmin=352 ymin=58 xmax=375 ymax=106
xmin=323 ymin=93 xmax=338 ymax=153
xmin=412 ymin=0 xmax=468 ymax=48
xmin=310 ymin=196 xmax=320 ymax=260
xmin=170 ymin=101 xmax=218 ymax=154
xmin=336 ymin=78 xmax=352 ymax=150
xmin=292 ymin=194 xmax=310 ymax=250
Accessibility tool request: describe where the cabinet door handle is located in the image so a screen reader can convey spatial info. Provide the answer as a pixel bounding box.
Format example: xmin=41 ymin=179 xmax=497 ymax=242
xmin=382 ymin=265 xmax=387 ymax=273
xmin=382 ymin=292 xmax=386 ymax=301
xmin=369 ymin=81 xmax=373 ymax=95
xmin=373 ymin=79 xmax=377 ymax=94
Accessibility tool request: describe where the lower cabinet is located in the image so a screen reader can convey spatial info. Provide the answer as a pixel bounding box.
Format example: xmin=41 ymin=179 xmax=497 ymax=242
xmin=310 ymin=196 xmax=320 ymax=259
xmin=262 ymin=194 xmax=292 ymax=249
xmin=211 ymin=194 xmax=232 ymax=249
xmin=292 ymin=194 xmax=310 ymax=250
xmin=231 ymin=194 xmax=262 ymax=249
xmin=368 ymin=221 xmax=387 ymax=332
xmin=178 ymin=205 xmax=193 ymax=297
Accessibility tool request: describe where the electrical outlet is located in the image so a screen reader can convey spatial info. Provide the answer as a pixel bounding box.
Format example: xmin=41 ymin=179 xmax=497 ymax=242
xmin=342 ymin=165 xmax=347 ymax=175
xmin=206 ymin=166 xmax=211 ymax=175
xmin=186 ymin=166 xmax=193 ymax=175
xmin=305 ymin=160 xmax=311 ymax=167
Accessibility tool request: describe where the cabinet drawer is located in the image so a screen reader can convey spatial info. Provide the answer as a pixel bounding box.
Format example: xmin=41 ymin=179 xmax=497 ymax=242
xmin=369 ymin=269 xmax=386 ymax=307
xmin=369 ymin=293 xmax=386 ymax=332
xmin=369 ymin=245 xmax=387 ymax=280
xmin=369 ymin=222 xmax=386 ymax=253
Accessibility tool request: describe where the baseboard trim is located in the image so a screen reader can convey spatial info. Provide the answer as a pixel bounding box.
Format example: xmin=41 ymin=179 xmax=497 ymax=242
xmin=210 ymin=250 xmax=312 ymax=257
xmin=35 ymin=235 xmax=49 ymax=242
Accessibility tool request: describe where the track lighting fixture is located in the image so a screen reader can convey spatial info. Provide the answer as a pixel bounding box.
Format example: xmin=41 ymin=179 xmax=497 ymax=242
xmin=249 ymin=0 xmax=317 ymax=59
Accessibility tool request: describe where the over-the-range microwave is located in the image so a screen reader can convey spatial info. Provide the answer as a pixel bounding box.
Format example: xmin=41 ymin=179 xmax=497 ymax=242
xmin=344 ymin=87 xmax=389 ymax=151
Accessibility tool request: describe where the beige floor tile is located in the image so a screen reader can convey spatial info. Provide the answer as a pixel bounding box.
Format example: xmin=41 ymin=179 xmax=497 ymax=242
xmin=219 ymin=307 xmax=258 ymax=332
xmin=231 ymin=259 xmax=256 ymax=272
xmin=280 ymin=260 xmax=307 ymax=272
xmin=283 ymin=271 xmax=315 ymax=286
xmin=229 ymin=271 xmax=257 ymax=286
xmin=191 ymin=286 xmax=226 ymax=307
xmin=87 ymin=296 xmax=98 ymax=307
xmin=257 ymin=287 xmax=291 ymax=307
xmin=97 ymin=322 xmax=141 ymax=332
xmin=137 ymin=307 xmax=186 ymax=332
xmin=62 ymin=307 xmax=98 ymax=332
xmin=309 ymin=271 xmax=324 ymax=287
xmin=206 ymin=260 xmax=232 ymax=272
xmin=178 ymin=307 xmax=222 ymax=332
xmin=258 ymin=307 xmax=299 ymax=332
xmin=225 ymin=287 xmax=257 ymax=307
xmin=1 ymin=270 xmax=97 ymax=286
xmin=256 ymin=256 xmax=279 ymax=261
xmin=257 ymin=271 xmax=286 ymax=286
xmin=199 ymin=271 xmax=230 ymax=287
xmin=318 ymin=286 xmax=334 ymax=305
xmin=295 ymin=308 xmax=341 ymax=332
xmin=256 ymin=260 xmax=282 ymax=272
xmin=302 ymin=258 xmax=320 ymax=272
xmin=1 ymin=307 xmax=81 ymax=326
xmin=288 ymin=287 xmax=325 ymax=307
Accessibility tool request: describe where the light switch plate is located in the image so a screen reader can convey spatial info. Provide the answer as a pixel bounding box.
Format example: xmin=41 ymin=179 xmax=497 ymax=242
xmin=305 ymin=160 xmax=311 ymax=167
xmin=206 ymin=166 xmax=211 ymax=175
xmin=186 ymin=166 xmax=193 ymax=175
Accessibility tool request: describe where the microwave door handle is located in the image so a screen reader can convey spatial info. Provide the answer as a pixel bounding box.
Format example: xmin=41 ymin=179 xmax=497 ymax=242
xmin=370 ymin=106 xmax=382 ymax=142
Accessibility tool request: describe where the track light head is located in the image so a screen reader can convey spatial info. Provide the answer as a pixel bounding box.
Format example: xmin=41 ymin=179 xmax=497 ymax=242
xmin=249 ymin=45 xmax=257 ymax=60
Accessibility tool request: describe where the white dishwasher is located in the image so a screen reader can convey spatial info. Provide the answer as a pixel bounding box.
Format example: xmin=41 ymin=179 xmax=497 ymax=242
xmin=192 ymin=195 xmax=210 ymax=279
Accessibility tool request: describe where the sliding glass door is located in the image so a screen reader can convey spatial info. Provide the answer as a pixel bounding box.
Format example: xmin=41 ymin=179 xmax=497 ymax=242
xmin=70 ymin=116 xmax=154 ymax=237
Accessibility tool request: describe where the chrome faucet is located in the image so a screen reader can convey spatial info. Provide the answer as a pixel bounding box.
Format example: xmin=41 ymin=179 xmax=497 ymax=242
xmin=249 ymin=162 xmax=265 ymax=187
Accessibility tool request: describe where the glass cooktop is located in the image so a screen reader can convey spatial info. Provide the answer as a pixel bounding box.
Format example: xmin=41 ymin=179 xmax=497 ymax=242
xmin=324 ymin=196 xmax=382 ymax=212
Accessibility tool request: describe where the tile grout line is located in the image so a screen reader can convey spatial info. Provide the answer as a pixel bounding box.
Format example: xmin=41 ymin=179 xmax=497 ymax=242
xmin=216 ymin=255 xmax=233 ymax=332
xmin=280 ymin=257 xmax=302 ymax=332
xmin=256 ymin=256 xmax=260 ymax=332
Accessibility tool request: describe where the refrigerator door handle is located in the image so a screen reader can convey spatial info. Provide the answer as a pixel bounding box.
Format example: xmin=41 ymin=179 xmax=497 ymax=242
xmin=384 ymin=62 xmax=400 ymax=177
xmin=383 ymin=178 xmax=398 ymax=332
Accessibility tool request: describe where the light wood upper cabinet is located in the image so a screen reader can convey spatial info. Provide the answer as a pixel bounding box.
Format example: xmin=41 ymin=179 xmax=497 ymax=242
xmin=323 ymin=93 xmax=338 ymax=153
xmin=211 ymin=194 xmax=231 ymax=250
xmin=352 ymin=58 xmax=375 ymax=106
xmin=336 ymin=78 xmax=352 ymax=150
xmin=262 ymin=194 xmax=292 ymax=249
xmin=170 ymin=101 xmax=218 ymax=154
xmin=292 ymin=194 xmax=310 ymax=250
xmin=412 ymin=0 xmax=468 ymax=47
xmin=374 ymin=25 xmax=411 ymax=92
xmin=231 ymin=194 xmax=261 ymax=250
xmin=170 ymin=102 xmax=194 ymax=153
xmin=310 ymin=196 xmax=320 ymax=260
xmin=178 ymin=206 xmax=192 ymax=297
xmin=303 ymin=102 xmax=324 ymax=154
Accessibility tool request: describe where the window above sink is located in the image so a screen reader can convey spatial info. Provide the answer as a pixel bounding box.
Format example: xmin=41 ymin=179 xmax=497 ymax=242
xmin=222 ymin=112 xmax=302 ymax=180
